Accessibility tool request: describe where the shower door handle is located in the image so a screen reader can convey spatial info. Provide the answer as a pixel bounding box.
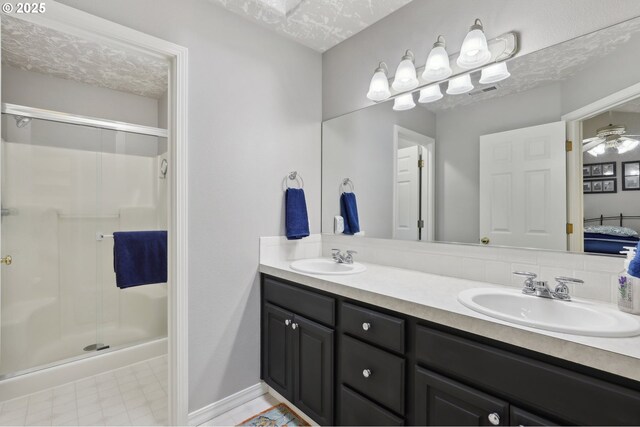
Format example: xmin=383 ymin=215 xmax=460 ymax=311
xmin=0 ymin=255 xmax=12 ymax=265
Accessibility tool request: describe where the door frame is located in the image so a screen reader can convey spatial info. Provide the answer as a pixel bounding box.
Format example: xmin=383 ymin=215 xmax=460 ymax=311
xmin=392 ymin=125 xmax=435 ymax=241
xmin=562 ymin=82 xmax=640 ymax=253
xmin=2 ymin=3 xmax=190 ymax=424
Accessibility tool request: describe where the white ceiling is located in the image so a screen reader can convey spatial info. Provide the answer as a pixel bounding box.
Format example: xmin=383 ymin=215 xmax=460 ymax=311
xmin=208 ymin=0 xmax=413 ymax=52
xmin=1 ymin=15 xmax=169 ymax=99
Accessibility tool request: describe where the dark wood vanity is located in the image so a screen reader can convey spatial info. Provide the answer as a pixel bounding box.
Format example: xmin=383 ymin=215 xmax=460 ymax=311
xmin=260 ymin=274 xmax=640 ymax=426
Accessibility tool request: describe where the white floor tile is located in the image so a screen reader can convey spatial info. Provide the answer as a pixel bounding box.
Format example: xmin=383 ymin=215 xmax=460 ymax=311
xmin=0 ymin=356 xmax=167 ymax=426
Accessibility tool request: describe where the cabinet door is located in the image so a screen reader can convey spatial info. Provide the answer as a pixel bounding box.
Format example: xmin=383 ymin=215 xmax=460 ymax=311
xmin=293 ymin=315 xmax=334 ymax=425
xmin=415 ymin=367 xmax=508 ymax=426
xmin=510 ymin=407 xmax=558 ymax=426
xmin=262 ymin=303 xmax=294 ymax=401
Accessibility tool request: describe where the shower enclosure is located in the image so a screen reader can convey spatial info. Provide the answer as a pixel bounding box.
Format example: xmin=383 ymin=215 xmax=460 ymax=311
xmin=0 ymin=104 xmax=168 ymax=378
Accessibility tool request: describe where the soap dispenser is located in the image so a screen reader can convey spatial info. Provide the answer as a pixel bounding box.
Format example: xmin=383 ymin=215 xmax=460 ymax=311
xmin=618 ymin=245 xmax=640 ymax=314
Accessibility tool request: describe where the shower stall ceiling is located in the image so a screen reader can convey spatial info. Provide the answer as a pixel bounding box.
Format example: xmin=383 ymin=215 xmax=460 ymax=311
xmin=0 ymin=15 xmax=170 ymax=377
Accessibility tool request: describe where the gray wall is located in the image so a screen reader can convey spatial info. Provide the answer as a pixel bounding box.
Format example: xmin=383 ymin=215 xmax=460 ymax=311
xmin=322 ymin=0 xmax=640 ymax=120
xmin=322 ymin=103 xmax=435 ymax=238
xmin=58 ymin=0 xmax=322 ymax=412
xmin=2 ymin=66 xmax=159 ymax=127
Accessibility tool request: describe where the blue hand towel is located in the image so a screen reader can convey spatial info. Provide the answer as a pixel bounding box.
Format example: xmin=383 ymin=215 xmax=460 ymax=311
xmin=285 ymin=188 xmax=310 ymax=240
xmin=113 ymin=231 xmax=167 ymax=288
xmin=629 ymin=242 xmax=640 ymax=278
xmin=340 ymin=192 xmax=360 ymax=235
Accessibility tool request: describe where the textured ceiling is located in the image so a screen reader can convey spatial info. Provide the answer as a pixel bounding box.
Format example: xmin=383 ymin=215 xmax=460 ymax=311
xmin=421 ymin=17 xmax=640 ymax=112
xmin=209 ymin=0 xmax=413 ymax=52
xmin=1 ymin=15 xmax=169 ymax=99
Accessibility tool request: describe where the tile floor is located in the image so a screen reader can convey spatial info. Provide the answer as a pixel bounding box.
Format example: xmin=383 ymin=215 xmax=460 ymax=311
xmin=200 ymin=394 xmax=281 ymax=426
xmin=0 ymin=355 xmax=167 ymax=426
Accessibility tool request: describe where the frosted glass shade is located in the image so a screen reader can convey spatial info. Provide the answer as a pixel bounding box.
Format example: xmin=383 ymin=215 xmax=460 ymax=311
xmin=446 ymin=74 xmax=474 ymax=95
xmin=457 ymin=27 xmax=491 ymax=69
xmin=418 ymin=84 xmax=443 ymax=103
xmin=393 ymin=93 xmax=416 ymax=111
xmin=392 ymin=54 xmax=419 ymax=92
xmin=588 ymin=144 xmax=606 ymax=157
xmin=367 ymin=69 xmax=391 ymax=101
xmin=422 ymin=44 xmax=452 ymax=81
xmin=618 ymin=138 xmax=640 ymax=154
xmin=479 ymin=62 xmax=510 ymax=84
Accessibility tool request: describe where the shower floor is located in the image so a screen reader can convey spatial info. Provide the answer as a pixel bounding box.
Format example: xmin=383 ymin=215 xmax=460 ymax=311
xmin=0 ymin=355 xmax=167 ymax=426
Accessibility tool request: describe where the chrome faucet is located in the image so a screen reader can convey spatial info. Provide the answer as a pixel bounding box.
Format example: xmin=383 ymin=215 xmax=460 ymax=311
xmin=332 ymin=249 xmax=357 ymax=264
xmin=513 ymin=272 xmax=584 ymax=301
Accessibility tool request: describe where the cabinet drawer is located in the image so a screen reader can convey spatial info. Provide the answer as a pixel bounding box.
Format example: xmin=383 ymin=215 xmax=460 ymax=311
xmin=340 ymin=385 xmax=404 ymax=426
xmin=341 ymin=334 xmax=405 ymax=415
xmin=415 ymin=326 xmax=640 ymax=425
xmin=510 ymin=407 xmax=558 ymax=426
xmin=415 ymin=366 xmax=508 ymax=426
xmin=341 ymin=302 xmax=405 ymax=353
xmin=263 ymin=277 xmax=335 ymax=326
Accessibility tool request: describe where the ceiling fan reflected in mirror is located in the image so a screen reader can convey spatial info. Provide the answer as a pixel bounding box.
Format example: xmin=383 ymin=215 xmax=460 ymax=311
xmin=582 ymin=123 xmax=640 ymax=157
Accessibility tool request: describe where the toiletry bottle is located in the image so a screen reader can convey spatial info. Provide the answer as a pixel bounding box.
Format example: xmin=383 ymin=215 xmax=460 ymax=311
xmin=618 ymin=246 xmax=640 ymax=314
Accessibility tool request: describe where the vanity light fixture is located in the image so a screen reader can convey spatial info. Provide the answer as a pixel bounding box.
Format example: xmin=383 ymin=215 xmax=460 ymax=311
xmin=418 ymin=84 xmax=443 ymax=103
xmin=446 ymin=74 xmax=474 ymax=95
xmin=366 ymin=62 xmax=391 ymax=102
xmin=422 ymin=36 xmax=452 ymax=81
xmin=479 ymin=61 xmax=511 ymax=84
xmin=457 ymin=19 xmax=491 ymax=69
xmin=393 ymin=93 xmax=416 ymax=111
xmin=392 ymin=50 xmax=419 ymax=92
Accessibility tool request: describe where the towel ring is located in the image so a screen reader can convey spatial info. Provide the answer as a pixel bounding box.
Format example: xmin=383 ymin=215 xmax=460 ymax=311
xmin=340 ymin=178 xmax=354 ymax=193
xmin=283 ymin=171 xmax=304 ymax=191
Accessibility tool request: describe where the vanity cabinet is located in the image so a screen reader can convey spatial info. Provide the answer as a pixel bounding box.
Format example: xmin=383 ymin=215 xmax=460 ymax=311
xmin=261 ymin=278 xmax=335 ymax=425
xmin=260 ymin=274 xmax=640 ymax=426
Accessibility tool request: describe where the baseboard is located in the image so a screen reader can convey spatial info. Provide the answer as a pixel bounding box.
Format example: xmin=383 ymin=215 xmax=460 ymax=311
xmin=188 ymin=382 xmax=268 ymax=426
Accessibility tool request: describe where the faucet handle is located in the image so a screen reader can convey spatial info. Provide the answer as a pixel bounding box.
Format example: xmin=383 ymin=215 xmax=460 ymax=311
xmin=332 ymin=248 xmax=341 ymax=253
xmin=346 ymin=250 xmax=358 ymax=255
xmin=513 ymin=271 xmax=537 ymax=279
xmin=513 ymin=271 xmax=537 ymax=294
xmin=553 ymin=276 xmax=583 ymax=300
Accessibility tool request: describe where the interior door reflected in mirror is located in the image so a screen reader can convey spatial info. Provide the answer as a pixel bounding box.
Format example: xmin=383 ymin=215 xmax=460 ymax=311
xmin=321 ymin=16 xmax=640 ymax=254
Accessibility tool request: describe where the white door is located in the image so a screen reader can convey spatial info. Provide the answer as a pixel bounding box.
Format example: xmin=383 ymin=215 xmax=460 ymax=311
xmin=479 ymin=121 xmax=566 ymax=250
xmin=394 ymin=145 xmax=421 ymax=240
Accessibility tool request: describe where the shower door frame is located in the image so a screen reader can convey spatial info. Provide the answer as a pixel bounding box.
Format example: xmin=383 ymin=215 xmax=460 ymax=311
xmin=2 ymin=4 xmax=190 ymax=425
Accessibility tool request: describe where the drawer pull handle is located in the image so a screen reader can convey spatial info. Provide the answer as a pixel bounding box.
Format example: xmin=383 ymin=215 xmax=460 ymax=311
xmin=284 ymin=319 xmax=291 ymax=326
xmin=362 ymin=369 xmax=372 ymax=378
xmin=362 ymin=322 xmax=371 ymax=331
xmin=291 ymin=323 xmax=298 ymax=330
xmin=488 ymin=412 xmax=500 ymax=425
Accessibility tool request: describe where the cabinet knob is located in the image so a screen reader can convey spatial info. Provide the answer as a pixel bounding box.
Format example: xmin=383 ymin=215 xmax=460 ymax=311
xmin=284 ymin=319 xmax=291 ymax=326
xmin=488 ymin=412 xmax=500 ymax=425
xmin=362 ymin=369 xmax=372 ymax=378
xmin=291 ymin=323 xmax=298 ymax=330
xmin=362 ymin=322 xmax=371 ymax=331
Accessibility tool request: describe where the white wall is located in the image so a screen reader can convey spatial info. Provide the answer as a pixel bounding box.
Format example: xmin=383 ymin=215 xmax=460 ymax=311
xmin=57 ymin=0 xmax=323 ymax=412
xmin=2 ymin=66 xmax=159 ymax=127
xmin=322 ymin=103 xmax=435 ymax=238
xmin=322 ymin=0 xmax=640 ymax=120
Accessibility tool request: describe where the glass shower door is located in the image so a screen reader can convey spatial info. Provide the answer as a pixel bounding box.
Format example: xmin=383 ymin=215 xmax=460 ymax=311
xmin=0 ymin=114 xmax=104 ymax=376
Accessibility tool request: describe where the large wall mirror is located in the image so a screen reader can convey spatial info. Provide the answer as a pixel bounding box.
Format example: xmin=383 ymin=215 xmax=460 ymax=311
xmin=322 ymin=17 xmax=640 ymax=256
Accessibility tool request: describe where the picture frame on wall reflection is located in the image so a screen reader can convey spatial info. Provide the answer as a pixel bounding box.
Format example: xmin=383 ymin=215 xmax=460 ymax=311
xmin=584 ymin=162 xmax=616 ymax=178
xmin=583 ymin=181 xmax=592 ymax=193
xmin=623 ymin=161 xmax=640 ymax=191
xmin=585 ymin=178 xmax=616 ymax=194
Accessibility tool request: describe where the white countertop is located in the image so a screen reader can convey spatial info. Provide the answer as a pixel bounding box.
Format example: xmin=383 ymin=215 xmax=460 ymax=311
xmin=260 ymin=258 xmax=640 ymax=382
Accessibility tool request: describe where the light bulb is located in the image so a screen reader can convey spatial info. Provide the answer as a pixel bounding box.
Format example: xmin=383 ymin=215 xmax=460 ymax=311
xmin=457 ymin=19 xmax=491 ymax=69
xmin=422 ymin=36 xmax=452 ymax=82
xmin=446 ymin=74 xmax=474 ymax=95
xmin=418 ymin=84 xmax=443 ymax=103
xmin=479 ymin=62 xmax=510 ymax=84
xmin=588 ymin=143 xmax=606 ymax=157
xmin=392 ymin=50 xmax=419 ymax=92
xmin=366 ymin=63 xmax=391 ymax=102
xmin=393 ymin=93 xmax=416 ymax=111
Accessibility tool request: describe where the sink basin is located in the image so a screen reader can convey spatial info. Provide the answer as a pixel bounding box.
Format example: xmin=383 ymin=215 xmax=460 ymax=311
xmin=458 ymin=288 xmax=640 ymax=338
xmin=290 ymin=258 xmax=366 ymax=275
